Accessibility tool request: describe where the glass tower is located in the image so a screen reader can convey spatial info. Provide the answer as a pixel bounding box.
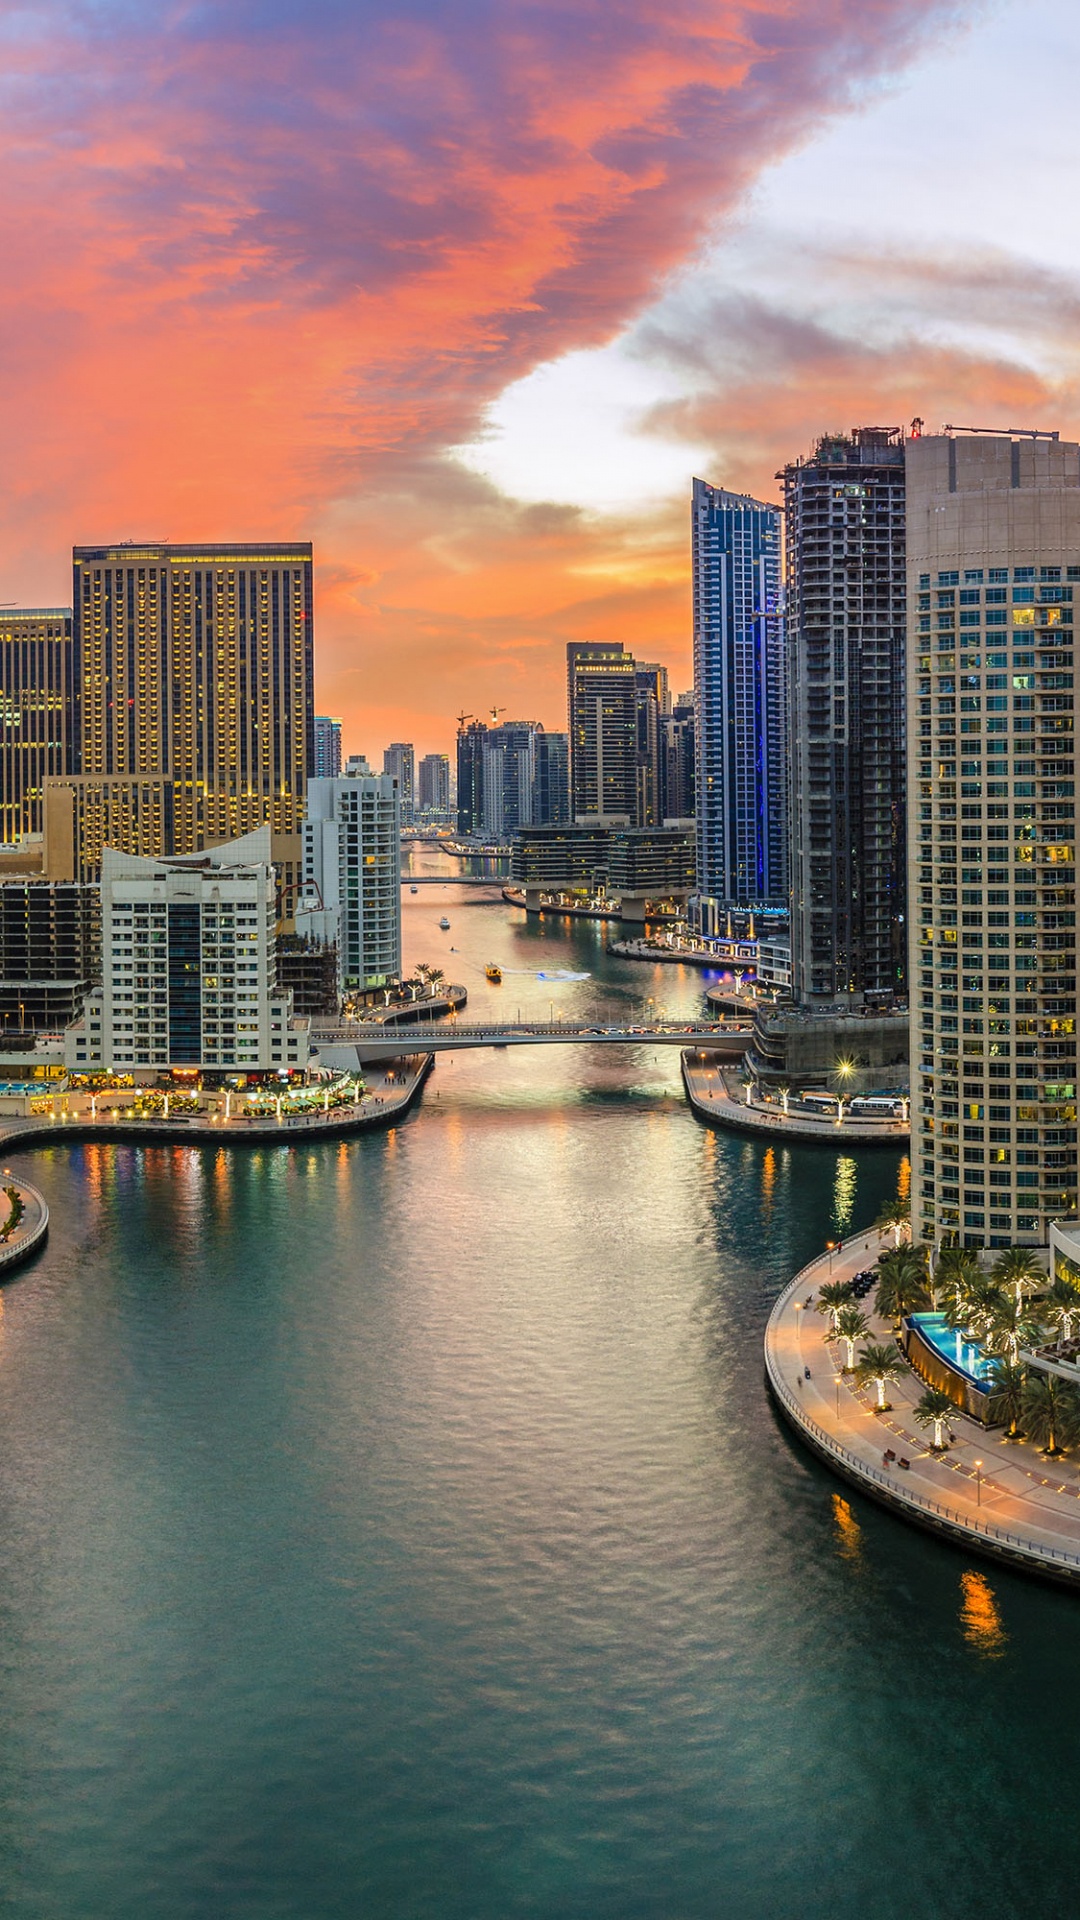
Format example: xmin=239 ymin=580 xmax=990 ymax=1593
xmin=691 ymin=479 xmax=786 ymax=918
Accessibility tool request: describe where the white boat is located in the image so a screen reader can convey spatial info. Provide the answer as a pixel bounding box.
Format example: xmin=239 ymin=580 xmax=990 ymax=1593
xmin=439 ymin=916 xmax=450 ymax=930
xmin=410 ymin=885 xmax=418 ymax=893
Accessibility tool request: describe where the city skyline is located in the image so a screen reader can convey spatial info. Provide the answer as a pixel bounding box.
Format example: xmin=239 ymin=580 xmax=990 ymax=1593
xmin=0 ymin=1 xmax=1078 ymax=753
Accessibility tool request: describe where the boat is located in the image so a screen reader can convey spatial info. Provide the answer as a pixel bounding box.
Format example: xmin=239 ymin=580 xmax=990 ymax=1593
xmin=485 ymin=963 xmax=502 ymax=983
xmin=410 ymin=885 xmax=418 ymax=894
xmin=439 ymin=916 xmax=451 ymax=930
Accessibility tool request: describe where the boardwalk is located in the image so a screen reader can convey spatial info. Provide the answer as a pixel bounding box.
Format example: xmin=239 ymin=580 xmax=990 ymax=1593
xmin=768 ymin=1228 xmax=1080 ymax=1586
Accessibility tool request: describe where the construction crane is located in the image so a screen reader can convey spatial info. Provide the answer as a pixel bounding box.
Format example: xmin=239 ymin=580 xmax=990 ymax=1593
xmin=489 ymin=705 xmax=506 ymax=722
xmin=455 ymin=710 xmax=473 ymax=731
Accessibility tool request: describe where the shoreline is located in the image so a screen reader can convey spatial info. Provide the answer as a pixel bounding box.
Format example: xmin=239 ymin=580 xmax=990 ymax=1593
xmin=0 ymin=1055 xmax=434 ymax=1156
xmin=681 ymin=1056 xmax=909 ymax=1147
xmin=765 ymin=1228 xmax=1080 ymax=1589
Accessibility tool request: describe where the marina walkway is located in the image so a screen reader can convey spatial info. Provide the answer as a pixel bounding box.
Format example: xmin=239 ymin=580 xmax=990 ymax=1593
xmin=683 ymin=1059 xmax=909 ymax=1146
xmin=768 ymin=1229 xmax=1080 ymax=1585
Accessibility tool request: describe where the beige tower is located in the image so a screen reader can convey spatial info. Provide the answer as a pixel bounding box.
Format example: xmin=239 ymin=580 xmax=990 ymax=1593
xmin=908 ymin=432 xmax=1080 ymax=1250
xmin=73 ymin=542 xmax=314 ymax=855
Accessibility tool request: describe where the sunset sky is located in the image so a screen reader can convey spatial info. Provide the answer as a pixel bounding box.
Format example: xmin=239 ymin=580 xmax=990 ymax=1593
xmin=3 ymin=0 xmax=1079 ymax=756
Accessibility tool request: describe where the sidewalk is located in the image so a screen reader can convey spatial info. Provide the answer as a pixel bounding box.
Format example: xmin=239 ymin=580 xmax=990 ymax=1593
xmin=768 ymin=1228 xmax=1080 ymax=1583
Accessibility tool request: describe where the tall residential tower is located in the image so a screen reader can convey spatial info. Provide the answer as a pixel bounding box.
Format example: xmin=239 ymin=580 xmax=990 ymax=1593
xmin=781 ymin=430 xmax=907 ymax=1002
xmin=691 ymin=480 xmax=786 ymax=921
xmin=73 ymin=542 xmax=314 ymax=854
xmin=0 ymin=608 xmax=74 ymax=845
xmin=909 ymin=430 xmax=1080 ymax=1251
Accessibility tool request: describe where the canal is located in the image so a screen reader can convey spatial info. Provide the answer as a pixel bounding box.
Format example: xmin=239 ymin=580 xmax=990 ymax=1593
xmin=0 ymin=857 xmax=1072 ymax=1916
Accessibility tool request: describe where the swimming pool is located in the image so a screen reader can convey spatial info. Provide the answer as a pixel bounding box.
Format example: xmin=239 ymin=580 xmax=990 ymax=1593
xmin=908 ymin=1312 xmax=995 ymax=1387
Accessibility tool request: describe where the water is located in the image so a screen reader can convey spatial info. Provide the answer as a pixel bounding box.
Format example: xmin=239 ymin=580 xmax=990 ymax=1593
xmin=0 ymin=859 xmax=1074 ymax=1916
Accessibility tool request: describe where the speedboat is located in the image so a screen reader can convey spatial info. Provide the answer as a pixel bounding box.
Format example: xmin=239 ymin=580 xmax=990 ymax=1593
xmin=439 ymin=916 xmax=450 ymax=930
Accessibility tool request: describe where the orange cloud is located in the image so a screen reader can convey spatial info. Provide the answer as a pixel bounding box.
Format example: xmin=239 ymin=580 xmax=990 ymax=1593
xmin=0 ymin=0 xmax=969 ymax=750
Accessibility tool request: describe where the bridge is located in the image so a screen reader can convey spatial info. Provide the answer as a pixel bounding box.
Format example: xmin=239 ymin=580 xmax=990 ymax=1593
xmin=313 ymin=1021 xmax=753 ymax=1065
xmin=400 ymin=874 xmax=507 ymax=885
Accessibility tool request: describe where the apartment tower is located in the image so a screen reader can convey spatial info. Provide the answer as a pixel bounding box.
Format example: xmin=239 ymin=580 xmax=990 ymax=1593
xmin=73 ymin=542 xmax=314 ymax=854
xmin=0 ymin=608 xmax=75 ymax=845
xmin=567 ymin=643 xmax=637 ymax=825
xmin=909 ymin=430 xmax=1080 ymax=1251
xmin=782 ymin=430 xmax=907 ymax=1003
xmin=691 ymin=480 xmax=786 ymax=920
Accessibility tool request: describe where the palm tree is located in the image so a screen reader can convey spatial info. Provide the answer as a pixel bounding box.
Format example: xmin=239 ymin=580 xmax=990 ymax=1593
xmin=931 ymin=1244 xmax=981 ymax=1315
xmin=1042 ymin=1278 xmax=1080 ymax=1348
xmin=985 ymin=1356 xmax=1027 ymax=1439
xmin=991 ymin=1246 xmax=1045 ymax=1305
xmin=947 ymin=1275 xmax=1005 ymax=1342
xmin=815 ymin=1280 xmax=854 ymax=1331
xmin=874 ymin=1198 xmax=910 ymax=1247
xmin=1020 ymin=1372 xmax=1080 ymax=1456
xmin=833 ymin=1305 xmax=872 ymax=1371
xmin=983 ymin=1293 xmax=1042 ymax=1367
xmin=913 ymin=1387 xmax=955 ymax=1451
xmin=875 ymin=1248 xmax=930 ymax=1326
xmin=855 ymin=1341 xmax=906 ymax=1410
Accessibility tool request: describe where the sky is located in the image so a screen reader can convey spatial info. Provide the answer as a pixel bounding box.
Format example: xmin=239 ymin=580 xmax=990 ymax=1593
xmin=3 ymin=0 xmax=1080 ymax=756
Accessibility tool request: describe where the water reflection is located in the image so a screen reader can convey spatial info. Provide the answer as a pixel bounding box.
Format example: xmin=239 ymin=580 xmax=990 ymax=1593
xmin=833 ymin=1156 xmax=857 ymax=1237
xmin=960 ymin=1570 xmax=1007 ymax=1658
xmin=832 ymin=1493 xmax=865 ymax=1566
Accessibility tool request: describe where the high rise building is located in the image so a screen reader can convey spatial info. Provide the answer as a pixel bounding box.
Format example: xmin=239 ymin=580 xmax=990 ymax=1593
xmin=908 ymin=429 xmax=1080 ymax=1251
xmin=691 ymin=480 xmax=786 ymax=920
xmin=662 ymin=693 xmax=695 ymax=825
xmin=418 ymin=753 xmax=452 ymax=824
xmin=382 ymin=743 xmax=415 ymax=828
xmin=65 ymin=827 xmax=308 ymax=1076
xmin=73 ymin=542 xmax=314 ymax=854
xmin=534 ymin=731 xmax=569 ymax=826
xmin=314 ymin=716 xmax=342 ymax=778
xmin=456 ymin=719 xmax=487 ymax=836
xmin=42 ymin=775 xmax=174 ymax=882
xmin=567 ymin=642 xmax=637 ymax=825
xmin=482 ymin=723 xmax=538 ymax=838
xmin=0 ymin=608 xmax=75 ymax=847
xmin=301 ymin=772 xmax=402 ymax=995
xmin=634 ymin=663 xmax=669 ymax=829
xmin=781 ymin=430 xmax=907 ymax=1003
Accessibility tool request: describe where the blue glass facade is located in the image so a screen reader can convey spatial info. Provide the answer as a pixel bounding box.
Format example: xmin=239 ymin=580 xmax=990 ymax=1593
xmin=691 ymin=480 xmax=787 ymax=914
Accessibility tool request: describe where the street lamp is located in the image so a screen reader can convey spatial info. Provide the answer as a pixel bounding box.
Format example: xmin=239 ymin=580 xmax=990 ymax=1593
xmin=975 ymin=1459 xmax=983 ymax=1507
xmin=834 ymin=1372 xmax=842 ymax=1418
xmin=826 ymin=1240 xmax=838 ymax=1272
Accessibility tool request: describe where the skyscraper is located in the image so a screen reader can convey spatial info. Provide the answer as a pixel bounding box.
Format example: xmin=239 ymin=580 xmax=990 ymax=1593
xmin=314 ymin=716 xmax=342 ymax=778
xmin=382 ymin=743 xmax=415 ymax=827
xmin=418 ymin=753 xmax=451 ymax=823
xmin=781 ymin=430 xmax=907 ymax=1003
xmin=0 ymin=608 xmax=74 ymax=845
xmin=634 ymin=662 xmax=669 ymax=829
xmin=456 ymin=719 xmax=487 ymax=836
xmin=482 ymin=723 xmax=538 ymax=837
xmin=534 ymin=730 xmax=569 ymax=826
xmin=908 ymin=429 xmax=1080 ymax=1251
xmin=73 ymin=542 xmax=314 ymax=853
xmin=567 ymin=642 xmax=637 ymax=825
xmin=662 ymin=693 xmax=695 ymax=825
xmin=691 ymin=480 xmax=786 ymax=920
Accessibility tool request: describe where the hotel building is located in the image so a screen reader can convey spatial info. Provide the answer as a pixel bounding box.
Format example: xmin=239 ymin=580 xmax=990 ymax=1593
xmin=909 ymin=431 xmax=1080 ymax=1250
xmin=65 ymin=827 xmax=308 ymax=1076
xmin=691 ymin=479 xmax=786 ymax=923
xmin=73 ymin=542 xmax=314 ymax=854
xmin=0 ymin=609 xmax=74 ymax=846
xmin=567 ymin=643 xmax=637 ymax=826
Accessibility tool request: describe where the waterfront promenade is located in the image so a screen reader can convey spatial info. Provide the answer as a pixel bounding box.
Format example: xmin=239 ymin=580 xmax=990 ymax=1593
xmin=683 ymin=1057 xmax=909 ymax=1147
xmin=0 ymin=1177 xmax=48 ymax=1275
xmin=0 ymin=1057 xmax=432 ymax=1155
xmin=768 ymin=1228 xmax=1080 ymax=1586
